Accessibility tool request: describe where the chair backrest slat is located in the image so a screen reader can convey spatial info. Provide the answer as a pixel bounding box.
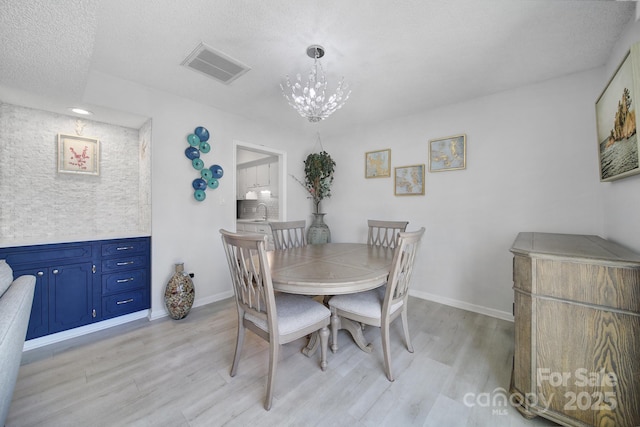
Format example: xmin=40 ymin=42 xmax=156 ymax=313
xmin=367 ymin=220 xmax=409 ymax=249
xmin=384 ymin=227 xmax=425 ymax=312
xmin=270 ymin=220 xmax=307 ymax=250
xmin=220 ymin=230 xmax=277 ymax=330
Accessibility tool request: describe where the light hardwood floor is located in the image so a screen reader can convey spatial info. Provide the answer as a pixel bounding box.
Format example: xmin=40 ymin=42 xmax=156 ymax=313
xmin=7 ymin=298 xmax=559 ymax=426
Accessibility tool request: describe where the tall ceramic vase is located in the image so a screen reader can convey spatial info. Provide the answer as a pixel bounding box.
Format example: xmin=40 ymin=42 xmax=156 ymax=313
xmin=307 ymin=213 xmax=331 ymax=244
xmin=164 ymin=263 xmax=195 ymax=320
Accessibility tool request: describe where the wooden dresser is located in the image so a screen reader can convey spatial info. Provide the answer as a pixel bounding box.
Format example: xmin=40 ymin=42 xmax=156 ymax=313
xmin=510 ymin=232 xmax=640 ymax=427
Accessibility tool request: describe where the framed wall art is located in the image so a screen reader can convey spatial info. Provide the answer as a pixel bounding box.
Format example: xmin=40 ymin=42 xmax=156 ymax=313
xmin=596 ymin=42 xmax=639 ymax=182
xmin=57 ymin=133 xmax=100 ymax=176
xmin=394 ymin=164 xmax=425 ymax=196
xmin=429 ymin=134 xmax=466 ymax=172
xmin=365 ymin=148 xmax=391 ymax=178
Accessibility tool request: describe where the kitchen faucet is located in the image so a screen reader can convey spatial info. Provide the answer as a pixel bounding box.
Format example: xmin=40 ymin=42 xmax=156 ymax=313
xmin=256 ymin=203 xmax=268 ymax=221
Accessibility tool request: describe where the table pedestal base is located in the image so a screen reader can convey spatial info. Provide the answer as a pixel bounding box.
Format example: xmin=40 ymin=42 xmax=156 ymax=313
xmin=301 ymin=327 xmax=330 ymax=371
xmin=302 ymin=334 xmax=319 ymax=356
xmin=302 ymin=313 xmax=373 ymax=357
xmin=330 ymin=311 xmax=373 ymax=353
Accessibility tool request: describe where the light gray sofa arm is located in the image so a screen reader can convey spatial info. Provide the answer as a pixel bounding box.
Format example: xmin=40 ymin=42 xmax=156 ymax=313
xmin=0 ymin=274 xmax=35 ymax=426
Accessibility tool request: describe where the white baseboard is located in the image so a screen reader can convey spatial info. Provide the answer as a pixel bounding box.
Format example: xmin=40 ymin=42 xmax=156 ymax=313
xmin=23 ymin=310 xmax=150 ymax=351
xmin=409 ymin=289 xmax=513 ymax=322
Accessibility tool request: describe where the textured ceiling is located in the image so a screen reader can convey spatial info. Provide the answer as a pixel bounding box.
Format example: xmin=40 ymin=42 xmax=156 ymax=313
xmin=0 ymin=0 xmax=635 ymax=132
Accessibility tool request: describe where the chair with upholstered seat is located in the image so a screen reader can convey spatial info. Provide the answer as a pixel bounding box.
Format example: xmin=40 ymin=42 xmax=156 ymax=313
xmin=269 ymin=220 xmax=307 ymax=250
xmin=329 ymin=227 xmax=425 ymax=381
xmin=220 ymin=229 xmax=330 ymax=410
xmin=367 ymin=219 xmax=409 ymax=249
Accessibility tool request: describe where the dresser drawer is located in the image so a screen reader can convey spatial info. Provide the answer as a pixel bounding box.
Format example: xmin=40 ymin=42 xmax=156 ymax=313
xmin=102 ymin=269 xmax=147 ymax=295
xmin=101 ymin=240 xmax=148 ymax=257
xmin=102 ymin=255 xmax=147 ymax=273
xmin=102 ymin=289 xmax=149 ymax=319
xmin=0 ymin=243 xmax=93 ymax=267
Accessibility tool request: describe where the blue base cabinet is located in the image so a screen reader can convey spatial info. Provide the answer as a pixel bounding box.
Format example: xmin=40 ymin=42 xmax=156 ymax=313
xmin=0 ymin=237 xmax=150 ymax=340
xmin=100 ymin=239 xmax=150 ymax=320
xmin=48 ymin=261 xmax=96 ymax=334
xmin=12 ymin=265 xmax=48 ymax=339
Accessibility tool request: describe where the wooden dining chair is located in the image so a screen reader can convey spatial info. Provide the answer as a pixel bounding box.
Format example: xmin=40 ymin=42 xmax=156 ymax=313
xmin=329 ymin=227 xmax=425 ymax=381
xmin=219 ymin=229 xmax=330 ymax=410
xmin=367 ymin=219 xmax=409 ymax=249
xmin=269 ymin=220 xmax=307 ymax=250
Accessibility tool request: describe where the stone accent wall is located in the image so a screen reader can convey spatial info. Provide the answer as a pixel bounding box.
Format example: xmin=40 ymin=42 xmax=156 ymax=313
xmin=138 ymin=119 xmax=152 ymax=235
xmin=0 ymin=103 xmax=151 ymax=245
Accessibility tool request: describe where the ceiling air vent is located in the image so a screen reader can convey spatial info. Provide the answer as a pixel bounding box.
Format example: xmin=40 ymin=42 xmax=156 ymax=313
xmin=182 ymin=42 xmax=250 ymax=85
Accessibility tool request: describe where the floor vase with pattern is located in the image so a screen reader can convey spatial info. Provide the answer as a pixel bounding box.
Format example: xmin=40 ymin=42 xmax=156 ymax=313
xmin=164 ymin=263 xmax=195 ymax=319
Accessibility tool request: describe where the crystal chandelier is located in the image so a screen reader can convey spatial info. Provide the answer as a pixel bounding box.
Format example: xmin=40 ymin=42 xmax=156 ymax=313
xmin=280 ymin=45 xmax=351 ymax=122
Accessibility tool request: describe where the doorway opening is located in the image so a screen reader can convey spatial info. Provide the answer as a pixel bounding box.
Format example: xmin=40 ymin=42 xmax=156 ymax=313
xmin=233 ymin=140 xmax=287 ymax=222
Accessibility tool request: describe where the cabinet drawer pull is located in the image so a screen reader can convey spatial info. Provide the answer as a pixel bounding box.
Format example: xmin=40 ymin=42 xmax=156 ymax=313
xmin=116 ymin=261 xmax=135 ymax=266
xmin=116 ymin=246 xmax=134 ymax=251
xmin=116 ymin=277 xmax=135 ymax=283
xmin=116 ymin=298 xmax=134 ymax=305
xmin=37 ymin=271 xmax=44 ymax=276
xmin=52 ymin=269 xmax=59 ymax=274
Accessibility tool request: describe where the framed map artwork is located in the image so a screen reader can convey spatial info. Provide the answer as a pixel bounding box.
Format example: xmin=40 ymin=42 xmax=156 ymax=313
xmin=394 ymin=164 xmax=425 ymax=196
xmin=429 ymin=134 xmax=466 ymax=172
xmin=57 ymin=133 xmax=100 ymax=175
xmin=365 ymin=149 xmax=391 ymax=178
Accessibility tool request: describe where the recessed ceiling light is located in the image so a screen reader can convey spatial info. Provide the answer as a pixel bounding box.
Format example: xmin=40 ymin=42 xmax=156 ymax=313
xmin=69 ymin=107 xmax=93 ymax=115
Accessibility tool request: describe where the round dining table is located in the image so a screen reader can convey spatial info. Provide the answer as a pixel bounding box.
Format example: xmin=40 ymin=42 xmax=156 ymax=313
xmin=267 ymin=242 xmax=395 ymax=353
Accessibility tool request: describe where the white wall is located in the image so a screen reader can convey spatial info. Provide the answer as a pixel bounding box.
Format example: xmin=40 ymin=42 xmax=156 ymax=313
xmin=600 ymin=17 xmax=640 ymax=252
xmin=323 ymin=68 xmax=604 ymax=319
xmin=40 ymin=61 xmax=613 ymax=321
xmin=83 ymin=71 xmax=315 ymax=319
xmin=321 ymin=15 xmax=640 ymax=319
xmin=7 ymin=17 xmax=639 ymax=323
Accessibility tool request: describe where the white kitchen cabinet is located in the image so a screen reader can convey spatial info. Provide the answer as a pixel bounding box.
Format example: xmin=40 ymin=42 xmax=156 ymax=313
xmin=236 ymin=167 xmax=247 ymax=199
xmin=268 ymin=163 xmax=278 ymax=197
xmin=237 ymin=163 xmax=273 ymax=197
xmin=236 ymin=221 xmax=274 ymax=250
xmin=256 ymin=163 xmax=270 ymax=187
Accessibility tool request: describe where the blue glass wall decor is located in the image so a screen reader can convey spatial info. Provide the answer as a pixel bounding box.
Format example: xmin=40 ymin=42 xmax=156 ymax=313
xmin=184 ymin=126 xmax=224 ymax=202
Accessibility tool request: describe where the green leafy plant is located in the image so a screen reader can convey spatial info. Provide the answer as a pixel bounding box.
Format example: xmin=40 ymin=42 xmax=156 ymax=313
xmin=293 ymin=151 xmax=336 ymax=214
